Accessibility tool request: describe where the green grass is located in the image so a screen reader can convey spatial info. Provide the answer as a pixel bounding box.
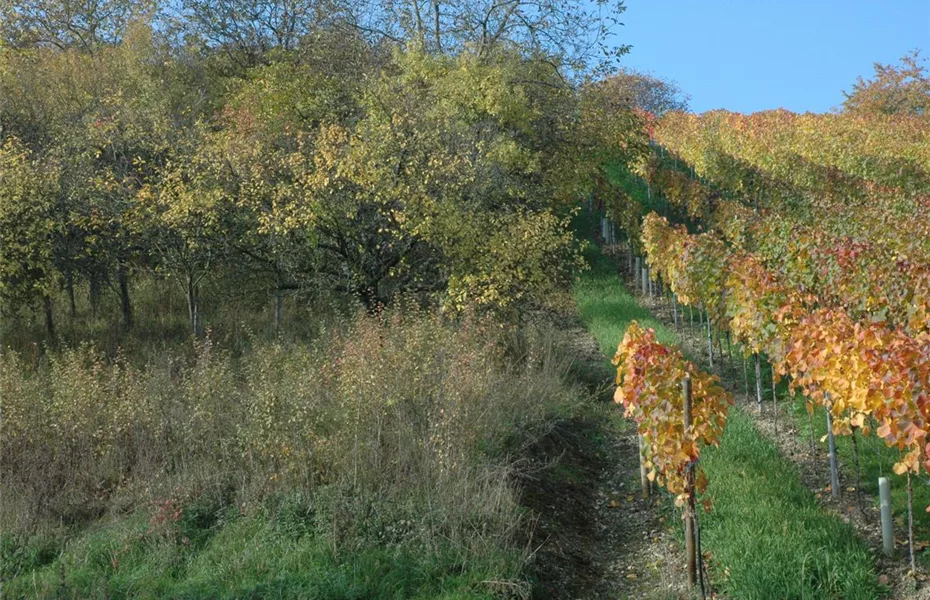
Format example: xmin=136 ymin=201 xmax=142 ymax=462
xmin=2 ymin=504 xmax=513 ymax=599
xmin=701 ymin=410 xmax=882 ymax=599
xmin=574 ymin=235 xmax=676 ymax=358
xmin=573 ymin=214 xmax=883 ymax=599
xmin=789 ymin=398 xmax=930 ymax=568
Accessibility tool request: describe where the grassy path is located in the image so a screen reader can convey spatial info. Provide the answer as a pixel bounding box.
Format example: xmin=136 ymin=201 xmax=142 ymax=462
xmin=572 ymin=221 xmax=883 ymax=599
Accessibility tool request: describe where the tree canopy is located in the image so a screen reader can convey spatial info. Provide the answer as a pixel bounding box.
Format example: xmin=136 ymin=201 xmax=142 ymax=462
xmin=1 ymin=0 xmax=646 ymax=339
xmin=843 ymin=49 xmax=930 ymax=116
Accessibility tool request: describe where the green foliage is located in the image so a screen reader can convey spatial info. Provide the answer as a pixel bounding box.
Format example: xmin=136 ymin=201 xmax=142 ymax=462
xmin=3 ymin=508 xmax=515 ymax=599
xmin=0 ymin=137 xmax=60 ymax=307
xmin=843 ymin=49 xmax=930 ymax=116
xmin=2 ymin=20 xmax=646 ymax=338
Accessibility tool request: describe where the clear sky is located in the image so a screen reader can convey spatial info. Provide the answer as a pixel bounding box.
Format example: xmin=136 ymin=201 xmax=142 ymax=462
xmin=610 ymin=0 xmax=930 ymax=114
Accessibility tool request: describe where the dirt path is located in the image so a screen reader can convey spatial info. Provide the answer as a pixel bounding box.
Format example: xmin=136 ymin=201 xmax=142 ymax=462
xmin=521 ymin=314 xmax=689 ymax=599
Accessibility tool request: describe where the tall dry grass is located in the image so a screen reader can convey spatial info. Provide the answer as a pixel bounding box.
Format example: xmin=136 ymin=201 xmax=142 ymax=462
xmin=2 ymin=308 xmax=580 ymax=563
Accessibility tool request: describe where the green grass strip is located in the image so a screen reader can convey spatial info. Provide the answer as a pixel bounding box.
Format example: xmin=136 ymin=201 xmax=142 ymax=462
xmin=789 ymin=398 xmax=930 ymax=569
xmin=2 ymin=509 xmax=510 ymax=599
xmin=573 ymin=216 xmax=882 ymax=599
xmin=701 ymin=410 xmax=880 ymax=599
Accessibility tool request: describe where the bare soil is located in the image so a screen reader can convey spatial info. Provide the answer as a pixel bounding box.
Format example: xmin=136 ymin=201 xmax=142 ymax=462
xmin=519 ymin=313 xmax=691 ymax=599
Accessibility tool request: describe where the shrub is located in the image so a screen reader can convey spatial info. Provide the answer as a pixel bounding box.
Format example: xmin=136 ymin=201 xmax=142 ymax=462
xmin=1 ymin=309 xmax=580 ymax=574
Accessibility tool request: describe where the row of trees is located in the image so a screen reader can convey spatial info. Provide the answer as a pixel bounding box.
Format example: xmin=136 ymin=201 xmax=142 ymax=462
xmin=1 ymin=0 xmax=658 ymax=341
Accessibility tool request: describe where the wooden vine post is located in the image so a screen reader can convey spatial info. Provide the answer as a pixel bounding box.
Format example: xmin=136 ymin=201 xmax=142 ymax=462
xmin=683 ymin=375 xmax=697 ymax=589
xmin=704 ymin=307 xmax=714 ymax=368
xmin=907 ymin=472 xmax=916 ymax=573
xmin=825 ymin=398 xmax=840 ymax=501
xmin=638 ymin=434 xmax=650 ymax=499
xmin=743 ymin=357 xmax=750 ymax=403
xmin=754 ymin=354 xmax=763 ymax=412
xmin=771 ymin=370 xmax=778 ymax=434
xmin=614 ymin=322 xmax=729 ymax=598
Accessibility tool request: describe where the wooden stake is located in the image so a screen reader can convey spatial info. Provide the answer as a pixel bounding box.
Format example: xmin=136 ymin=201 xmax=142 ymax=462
xmin=638 ymin=434 xmax=650 ymax=499
xmin=771 ymin=368 xmax=778 ymax=434
xmin=851 ymin=428 xmax=862 ymax=510
xmin=683 ymin=376 xmax=697 ymax=589
xmin=743 ymin=356 xmax=750 ymax=403
xmin=705 ymin=313 xmax=714 ymax=369
xmin=808 ymin=405 xmax=817 ymax=466
xmin=826 ymin=407 xmax=840 ymax=501
xmin=754 ymin=354 xmax=763 ymax=412
xmin=908 ymin=471 xmax=916 ymax=573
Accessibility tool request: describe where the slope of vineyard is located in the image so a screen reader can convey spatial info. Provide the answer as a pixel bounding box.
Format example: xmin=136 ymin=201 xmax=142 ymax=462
xmin=650 ymin=111 xmax=930 ymax=335
xmin=575 ymin=213 xmax=881 ymax=597
xmin=597 ymin=99 xmax=930 ymax=582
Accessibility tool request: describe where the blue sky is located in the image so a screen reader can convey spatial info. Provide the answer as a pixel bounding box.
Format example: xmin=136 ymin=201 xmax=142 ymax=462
xmin=610 ymin=0 xmax=930 ymax=114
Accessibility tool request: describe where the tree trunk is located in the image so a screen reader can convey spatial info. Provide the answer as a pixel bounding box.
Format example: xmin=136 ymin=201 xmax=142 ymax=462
xmin=117 ymin=263 xmax=133 ymax=331
xmin=186 ymin=275 xmax=200 ymax=337
xmin=89 ymin=272 xmax=101 ymax=319
xmin=43 ymin=294 xmax=56 ymax=343
xmin=413 ymin=0 xmax=425 ymax=45
xmin=275 ymin=286 xmax=283 ymax=335
xmin=66 ymin=273 xmax=77 ymax=318
xmin=432 ymin=0 xmax=442 ymax=51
